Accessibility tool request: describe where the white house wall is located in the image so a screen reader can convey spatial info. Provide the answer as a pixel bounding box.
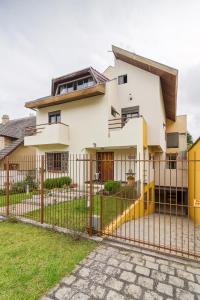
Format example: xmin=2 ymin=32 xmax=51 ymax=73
xmin=104 ymin=59 xmax=167 ymax=151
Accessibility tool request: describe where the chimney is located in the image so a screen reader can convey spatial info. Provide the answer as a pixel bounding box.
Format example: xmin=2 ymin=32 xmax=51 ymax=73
xmin=2 ymin=115 xmax=9 ymax=125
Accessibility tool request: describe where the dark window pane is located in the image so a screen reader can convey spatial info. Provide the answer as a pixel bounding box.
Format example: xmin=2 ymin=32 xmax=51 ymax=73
xmin=48 ymin=111 xmax=61 ymax=124
xmin=118 ymin=74 xmax=127 ymax=85
xmin=167 ymin=133 xmax=179 ymax=148
xmin=166 ymin=154 xmax=177 ymax=169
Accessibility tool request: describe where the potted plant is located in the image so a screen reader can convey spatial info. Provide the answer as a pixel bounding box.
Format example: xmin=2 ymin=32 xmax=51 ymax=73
xmin=127 ymin=175 xmax=135 ymax=186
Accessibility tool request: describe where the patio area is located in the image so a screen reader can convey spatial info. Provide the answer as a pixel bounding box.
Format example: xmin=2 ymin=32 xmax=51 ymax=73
xmin=115 ymin=213 xmax=200 ymax=257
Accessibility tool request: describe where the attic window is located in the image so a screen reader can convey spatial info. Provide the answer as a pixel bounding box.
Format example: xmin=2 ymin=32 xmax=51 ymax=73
xmin=118 ymin=74 xmax=127 ymax=85
xmin=56 ymin=76 xmax=95 ymax=95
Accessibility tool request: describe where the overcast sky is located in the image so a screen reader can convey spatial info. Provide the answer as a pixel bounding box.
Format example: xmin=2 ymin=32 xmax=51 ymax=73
xmin=0 ymin=0 xmax=200 ymax=140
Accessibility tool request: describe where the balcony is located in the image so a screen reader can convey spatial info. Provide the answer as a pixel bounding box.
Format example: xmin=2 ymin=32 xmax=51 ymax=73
xmin=107 ymin=116 xmax=148 ymax=148
xmin=106 ymin=116 xmax=147 ymax=149
xmin=24 ymin=123 xmax=69 ymax=146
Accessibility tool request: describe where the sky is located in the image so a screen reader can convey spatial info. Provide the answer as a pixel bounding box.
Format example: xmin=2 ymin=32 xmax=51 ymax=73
xmin=0 ymin=0 xmax=200 ymax=140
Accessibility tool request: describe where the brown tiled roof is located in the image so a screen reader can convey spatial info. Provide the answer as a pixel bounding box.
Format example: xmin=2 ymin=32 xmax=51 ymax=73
xmin=0 ymin=116 xmax=36 ymax=160
xmin=0 ymin=116 xmax=36 ymax=139
xmin=0 ymin=138 xmax=24 ymax=161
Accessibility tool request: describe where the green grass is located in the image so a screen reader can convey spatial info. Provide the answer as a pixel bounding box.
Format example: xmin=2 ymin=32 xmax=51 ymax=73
xmin=25 ymin=194 xmax=133 ymax=231
xmin=0 ymin=193 xmax=32 ymax=207
xmin=0 ymin=221 xmax=96 ymax=300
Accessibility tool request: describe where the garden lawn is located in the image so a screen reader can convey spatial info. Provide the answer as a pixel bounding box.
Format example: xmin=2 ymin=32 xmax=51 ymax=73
xmin=0 ymin=221 xmax=96 ymax=300
xmin=0 ymin=193 xmax=32 ymax=207
xmin=25 ymin=195 xmax=132 ymax=231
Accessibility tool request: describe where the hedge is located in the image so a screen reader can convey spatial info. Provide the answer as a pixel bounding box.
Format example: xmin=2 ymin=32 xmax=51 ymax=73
xmin=44 ymin=176 xmax=72 ymax=189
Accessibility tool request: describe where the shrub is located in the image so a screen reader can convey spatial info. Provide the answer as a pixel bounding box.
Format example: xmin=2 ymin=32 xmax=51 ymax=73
xmin=11 ymin=175 xmax=38 ymax=194
xmin=104 ymin=180 xmax=121 ymax=194
xmin=44 ymin=176 xmax=72 ymax=189
xmin=0 ymin=189 xmax=6 ymax=195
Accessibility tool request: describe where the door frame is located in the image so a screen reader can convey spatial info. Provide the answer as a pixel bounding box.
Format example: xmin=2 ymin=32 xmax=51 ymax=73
xmin=96 ymin=152 xmax=114 ymax=182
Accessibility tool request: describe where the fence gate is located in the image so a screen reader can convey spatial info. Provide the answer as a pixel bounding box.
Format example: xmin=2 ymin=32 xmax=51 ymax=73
xmin=0 ymin=154 xmax=199 ymax=260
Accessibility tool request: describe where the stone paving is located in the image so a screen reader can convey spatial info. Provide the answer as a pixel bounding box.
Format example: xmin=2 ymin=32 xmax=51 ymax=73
xmin=42 ymin=242 xmax=200 ymax=300
xmin=116 ymin=213 xmax=200 ymax=255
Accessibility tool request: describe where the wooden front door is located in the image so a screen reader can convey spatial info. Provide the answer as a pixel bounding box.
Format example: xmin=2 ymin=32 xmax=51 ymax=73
xmin=97 ymin=152 xmax=114 ymax=182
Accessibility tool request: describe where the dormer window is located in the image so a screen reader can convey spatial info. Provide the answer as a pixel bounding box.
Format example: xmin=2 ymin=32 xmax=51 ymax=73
xmin=56 ymin=76 xmax=95 ymax=95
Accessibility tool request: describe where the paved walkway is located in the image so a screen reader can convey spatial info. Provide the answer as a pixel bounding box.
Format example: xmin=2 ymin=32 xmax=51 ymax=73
xmin=42 ymin=242 xmax=200 ymax=300
xmin=116 ymin=213 xmax=200 ymax=256
xmin=0 ymin=190 xmax=85 ymax=215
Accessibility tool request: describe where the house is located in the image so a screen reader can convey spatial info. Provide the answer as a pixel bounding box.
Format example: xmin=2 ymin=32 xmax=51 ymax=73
xmin=188 ymin=138 xmax=200 ymax=224
xmin=0 ymin=115 xmax=36 ymax=187
xmin=24 ymin=45 xmax=188 ymax=213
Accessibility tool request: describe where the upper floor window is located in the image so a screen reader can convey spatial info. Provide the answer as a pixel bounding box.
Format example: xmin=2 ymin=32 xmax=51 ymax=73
xmin=118 ymin=74 xmax=127 ymax=85
xmin=57 ymin=76 xmax=95 ymax=95
xmin=167 ymin=132 xmax=179 ymax=148
xmin=48 ymin=111 xmax=61 ymax=124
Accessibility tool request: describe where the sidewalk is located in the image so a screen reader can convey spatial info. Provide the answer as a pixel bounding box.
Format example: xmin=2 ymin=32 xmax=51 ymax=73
xmin=42 ymin=242 xmax=200 ymax=300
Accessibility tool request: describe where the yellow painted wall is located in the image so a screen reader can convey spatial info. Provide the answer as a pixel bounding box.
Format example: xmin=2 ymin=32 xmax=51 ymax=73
xmin=104 ymin=181 xmax=155 ymax=234
xmin=143 ymin=118 xmax=148 ymax=149
xmin=166 ymin=115 xmax=187 ymax=134
xmin=0 ymin=145 xmax=36 ymax=170
xmin=188 ymin=140 xmax=200 ymax=224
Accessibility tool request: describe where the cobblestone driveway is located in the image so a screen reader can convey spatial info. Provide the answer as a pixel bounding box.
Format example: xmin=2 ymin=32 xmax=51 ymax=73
xmin=42 ymin=242 xmax=200 ymax=300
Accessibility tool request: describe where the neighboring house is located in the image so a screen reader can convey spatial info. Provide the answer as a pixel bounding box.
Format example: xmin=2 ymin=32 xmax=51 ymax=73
xmin=0 ymin=115 xmax=36 ymax=171
xmin=24 ymin=45 xmax=188 ymax=209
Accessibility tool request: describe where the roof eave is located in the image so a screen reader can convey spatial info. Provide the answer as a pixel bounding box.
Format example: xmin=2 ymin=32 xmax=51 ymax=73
xmin=25 ymin=83 xmax=106 ymax=109
xmin=112 ymin=45 xmax=178 ymax=121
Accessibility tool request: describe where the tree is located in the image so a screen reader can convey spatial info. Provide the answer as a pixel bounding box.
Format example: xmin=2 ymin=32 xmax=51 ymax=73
xmin=187 ymin=132 xmax=193 ymax=148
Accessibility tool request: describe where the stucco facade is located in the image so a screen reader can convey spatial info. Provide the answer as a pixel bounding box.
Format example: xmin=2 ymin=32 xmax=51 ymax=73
xmin=24 ymin=46 xmax=187 ymax=192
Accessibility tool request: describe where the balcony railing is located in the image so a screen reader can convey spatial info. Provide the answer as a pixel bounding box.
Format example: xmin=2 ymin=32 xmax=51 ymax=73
xmin=108 ymin=115 xmax=140 ymax=130
xmin=24 ymin=122 xmax=69 ymax=146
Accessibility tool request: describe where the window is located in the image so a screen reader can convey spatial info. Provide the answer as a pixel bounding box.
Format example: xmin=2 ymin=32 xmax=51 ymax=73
xmin=4 ymin=163 xmax=19 ymax=170
xmin=118 ymin=74 xmax=127 ymax=85
xmin=56 ymin=76 xmax=95 ymax=95
xmin=111 ymin=106 xmax=119 ymax=118
xmin=48 ymin=111 xmax=61 ymax=124
xmin=46 ymin=152 xmax=69 ymax=172
xmin=166 ymin=154 xmax=177 ymax=169
xmin=167 ymin=133 xmax=179 ymax=148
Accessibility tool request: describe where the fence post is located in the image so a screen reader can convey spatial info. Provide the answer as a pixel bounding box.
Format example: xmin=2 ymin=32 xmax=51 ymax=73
xmin=100 ymin=191 xmax=103 ymax=234
xmin=6 ymin=156 xmax=9 ymax=216
xmin=89 ymin=155 xmax=93 ymax=236
xmin=40 ymin=155 xmax=45 ymax=224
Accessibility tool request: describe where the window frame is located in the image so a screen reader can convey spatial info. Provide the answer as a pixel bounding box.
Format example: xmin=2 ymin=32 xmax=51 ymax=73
xmin=166 ymin=153 xmax=177 ymax=170
xmin=48 ymin=111 xmax=61 ymax=124
xmin=55 ymin=76 xmax=95 ymax=95
xmin=118 ymin=74 xmax=128 ymax=85
xmin=46 ymin=152 xmax=69 ymax=172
